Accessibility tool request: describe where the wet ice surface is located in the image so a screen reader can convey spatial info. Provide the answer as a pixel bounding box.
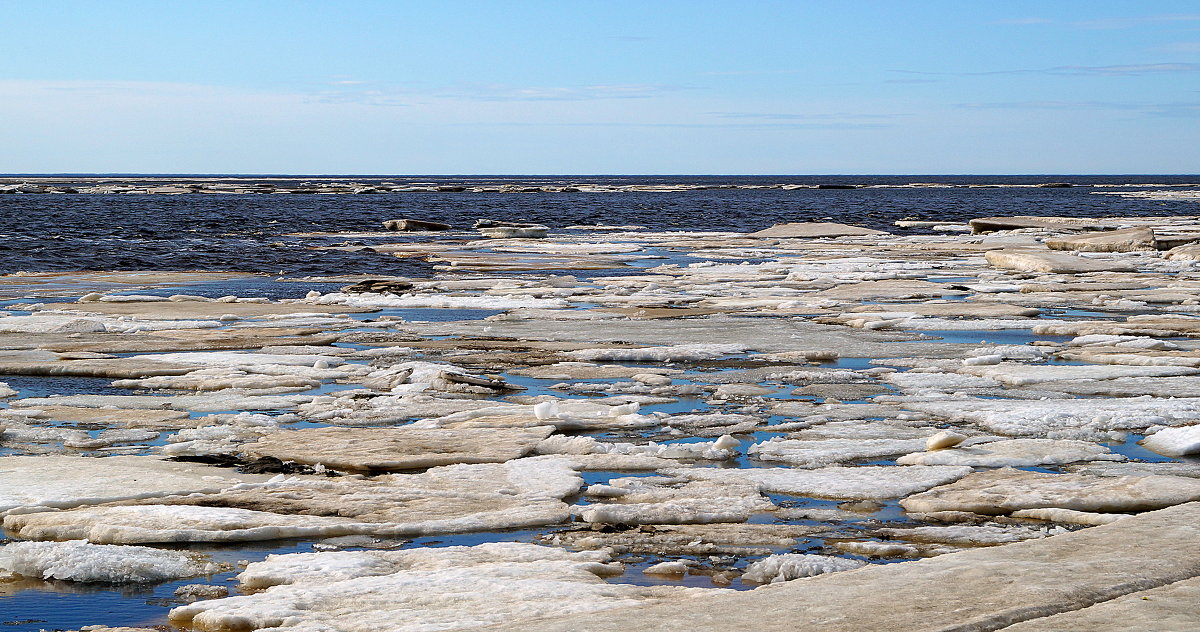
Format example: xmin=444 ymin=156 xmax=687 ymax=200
xmin=4 ymin=212 xmax=1200 ymax=630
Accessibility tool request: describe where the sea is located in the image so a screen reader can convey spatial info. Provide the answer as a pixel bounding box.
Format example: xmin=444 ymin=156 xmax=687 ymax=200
xmin=1 ymin=175 xmax=1198 ymax=277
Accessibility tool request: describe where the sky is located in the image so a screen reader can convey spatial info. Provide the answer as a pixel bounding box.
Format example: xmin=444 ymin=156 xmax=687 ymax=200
xmin=2 ymin=1 xmax=1198 ymax=174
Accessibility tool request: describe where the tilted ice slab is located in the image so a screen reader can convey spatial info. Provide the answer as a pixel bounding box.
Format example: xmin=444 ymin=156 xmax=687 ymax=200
xmin=900 ymin=468 xmax=1200 ymax=515
xmin=748 ymin=437 xmax=929 ymax=468
xmin=741 ymin=554 xmax=867 ymax=584
xmin=908 ymin=396 xmax=1200 ymax=437
xmin=874 ymin=524 xmax=1064 ymax=546
xmin=0 ymin=540 xmax=218 ymax=583
xmin=959 ymin=362 xmax=1200 ymax=386
xmin=170 ymin=543 xmax=714 ymax=632
xmin=1141 ymin=424 xmax=1200 ymax=457
xmin=0 ymin=456 xmax=272 ymax=517
xmin=665 ymin=465 xmax=972 ymax=500
xmin=5 ymin=458 xmax=583 ymax=543
xmin=896 ymin=438 xmax=1123 ymax=468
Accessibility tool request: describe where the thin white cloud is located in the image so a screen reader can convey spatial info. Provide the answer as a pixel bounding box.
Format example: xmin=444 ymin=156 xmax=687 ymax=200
xmin=893 ymin=62 xmax=1200 ymax=77
xmin=431 ymin=83 xmax=694 ymax=102
xmin=1073 ymin=14 xmax=1200 ymax=29
xmin=990 ymin=17 xmax=1052 ymax=25
xmin=959 ymin=100 xmax=1200 ymax=117
xmin=711 ymin=111 xmax=905 ymax=121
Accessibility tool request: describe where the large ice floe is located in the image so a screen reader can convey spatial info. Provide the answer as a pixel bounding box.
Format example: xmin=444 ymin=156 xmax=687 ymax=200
xmin=4 ymin=457 xmax=583 ymax=543
xmin=0 ymin=456 xmax=273 ymax=517
xmin=168 ymin=543 xmax=715 ymax=632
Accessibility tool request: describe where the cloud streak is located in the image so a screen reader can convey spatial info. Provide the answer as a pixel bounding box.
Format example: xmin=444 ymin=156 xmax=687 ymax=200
xmin=893 ymin=62 xmax=1200 ymax=77
xmin=959 ymin=100 xmax=1200 ymax=117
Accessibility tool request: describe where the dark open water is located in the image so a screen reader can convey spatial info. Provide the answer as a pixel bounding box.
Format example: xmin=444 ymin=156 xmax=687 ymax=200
xmin=1 ymin=175 xmax=1197 ymax=276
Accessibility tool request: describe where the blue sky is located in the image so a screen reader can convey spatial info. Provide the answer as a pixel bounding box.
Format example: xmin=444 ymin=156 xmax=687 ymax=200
xmin=2 ymin=1 xmax=1198 ymax=174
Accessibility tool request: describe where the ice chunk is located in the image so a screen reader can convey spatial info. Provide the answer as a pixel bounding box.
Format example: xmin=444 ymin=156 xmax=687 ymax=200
xmin=1141 ymin=424 xmax=1200 ymax=457
xmin=643 ymin=561 xmax=689 ymax=576
xmin=741 ymin=554 xmax=866 ymax=583
xmin=0 ymin=540 xmax=217 ymax=583
xmin=925 ymin=430 xmax=966 ymax=450
xmin=1009 ymin=508 xmax=1126 ymax=526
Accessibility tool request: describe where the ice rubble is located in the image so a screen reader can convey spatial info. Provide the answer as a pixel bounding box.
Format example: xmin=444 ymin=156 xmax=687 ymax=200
xmin=0 ymin=540 xmax=218 ymax=583
xmin=169 ymin=543 xmax=715 ymax=632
